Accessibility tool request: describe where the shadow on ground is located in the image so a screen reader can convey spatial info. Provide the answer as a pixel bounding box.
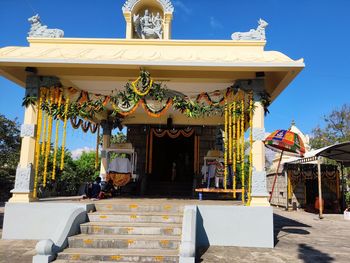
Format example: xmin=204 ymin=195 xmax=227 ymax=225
xmin=274 ymin=213 xmax=311 ymax=245
xmin=298 ymin=243 xmax=335 ymax=263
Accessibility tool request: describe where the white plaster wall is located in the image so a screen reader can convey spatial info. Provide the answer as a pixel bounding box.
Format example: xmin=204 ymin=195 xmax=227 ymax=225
xmin=196 ymin=205 xmax=274 ymax=248
xmin=2 ymin=202 xmax=94 ymax=240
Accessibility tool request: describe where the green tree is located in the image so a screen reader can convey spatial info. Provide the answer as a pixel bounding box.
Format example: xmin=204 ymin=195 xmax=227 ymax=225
xmin=0 ymin=114 xmax=20 ymax=201
xmin=74 ymin=151 xmax=100 ymax=182
xmin=310 ymin=104 xmax=350 ymax=149
xmin=37 ymin=148 xmax=99 ymax=197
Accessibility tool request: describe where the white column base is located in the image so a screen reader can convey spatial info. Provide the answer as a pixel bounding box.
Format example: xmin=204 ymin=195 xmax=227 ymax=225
xmin=8 ymin=192 xmax=36 ymax=203
xmin=250 ymin=195 xmax=270 ymax=207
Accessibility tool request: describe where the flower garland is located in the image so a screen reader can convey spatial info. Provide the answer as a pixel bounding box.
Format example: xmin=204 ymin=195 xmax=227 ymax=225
xmin=141 ymin=98 xmax=172 ymax=118
xmin=95 ymin=125 xmax=100 ymax=169
xmin=223 ymin=103 xmax=228 ymax=189
xmin=132 ymin=76 xmax=153 ymax=96
xmin=41 ymin=94 xmax=48 ymax=155
xmin=233 ymin=101 xmax=237 ymax=199
xmin=23 ymin=70 xmax=271 ymax=123
xmin=60 ymin=96 xmax=69 ymax=170
xmin=52 ymin=89 xmax=62 ymax=180
xmin=241 ymin=97 xmax=245 ymax=204
xmin=43 ymin=88 xmax=54 ymax=187
xmin=33 ymin=88 xmax=44 ymax=198
xmin=248 ymin=93 xmax=253 ymax=205
xmin=111 ymin=100 xmax=140 ymax=117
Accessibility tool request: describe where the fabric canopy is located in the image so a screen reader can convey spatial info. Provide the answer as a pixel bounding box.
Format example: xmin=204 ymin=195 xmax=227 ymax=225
xmin=315 ymin=141 xmax=350 ymax=167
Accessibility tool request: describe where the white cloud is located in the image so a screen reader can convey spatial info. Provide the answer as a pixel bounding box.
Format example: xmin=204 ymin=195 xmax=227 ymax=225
xmin=173 ymin=0 xmax=192 ymax=14
xmin=71 ymin=147 xmax=94 ymax=160
xmin=209 ymin=16 xmax=223 ymax=29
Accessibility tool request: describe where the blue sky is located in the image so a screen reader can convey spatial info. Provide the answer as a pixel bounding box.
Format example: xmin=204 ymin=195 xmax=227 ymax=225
xmin=1 ymin=0 xmax=350 ymax=151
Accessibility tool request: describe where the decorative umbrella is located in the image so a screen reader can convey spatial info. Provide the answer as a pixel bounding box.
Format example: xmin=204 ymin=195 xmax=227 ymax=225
xmin=265 ymin=129 xmax=306 ymax=202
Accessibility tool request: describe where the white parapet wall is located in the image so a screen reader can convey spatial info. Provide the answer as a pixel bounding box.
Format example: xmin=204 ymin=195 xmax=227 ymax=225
xmin=196 ymin=205 xmax=274 ymax=248
xmin=2 ymin=202 xmax=94 ymax=263
xmin=2 ymin=202 xmax=94 ymax=240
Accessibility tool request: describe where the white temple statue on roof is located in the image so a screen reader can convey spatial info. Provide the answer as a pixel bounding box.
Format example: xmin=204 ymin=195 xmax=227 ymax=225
xmin=231 ymin=18 xmax=268 ymax=41
xmin=28 ymin=14 xmax=64 ymax=38
xmin=133 ymin=9 xmax=163 ymax=39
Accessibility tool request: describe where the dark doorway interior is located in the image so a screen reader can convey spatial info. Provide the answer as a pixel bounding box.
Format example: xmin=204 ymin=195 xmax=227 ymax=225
xmin=147 ymin=133 xmax=194 ymax=196
xmin=305 ymin=179 xmax=318 ymax=206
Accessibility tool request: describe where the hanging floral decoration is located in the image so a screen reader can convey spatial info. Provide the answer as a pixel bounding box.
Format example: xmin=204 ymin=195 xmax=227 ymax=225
xmin=70 ymin=117 xmax=99 ymax=133
xmin=23 ymin=70 xmax=271 ymax=123
xmin=24 ymin=70 xmax=271 ymax=198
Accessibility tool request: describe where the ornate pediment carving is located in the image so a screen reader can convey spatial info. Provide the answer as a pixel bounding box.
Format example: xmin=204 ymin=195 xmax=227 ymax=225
xmin=123 ymin=0 xmax=174 ymax=13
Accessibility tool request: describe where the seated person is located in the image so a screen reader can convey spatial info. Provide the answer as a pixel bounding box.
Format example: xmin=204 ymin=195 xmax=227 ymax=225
xmin=101 ymin=179 xmax=117 ymax=198
xmin=89 ymin=177 xmax=101 ymax=199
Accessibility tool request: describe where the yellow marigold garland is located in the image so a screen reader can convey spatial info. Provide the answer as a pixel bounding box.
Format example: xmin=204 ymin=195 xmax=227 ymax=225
xmin=41 ymin=91 xmax=48 ymax=155
xmin=223 ymin=103 xmax=228 ymax=189
xmin=60 ymin=96 xmax=70 ymax=170
xmin=43 ymin=88 xmax=54 ymax=187
xmin=228 ymin=103 xmax=232 ymax=164
xmin=132 ymin=77 xmax=153 ymax=96
xmin=33 ymin=88 xmax=44 ymax=198
xmin=52 ymin=89 xmax=62 ymax=180
xmin=248 ymin=93 xmax=253 ymax=205
xmin=95 ymin=125 xmax=100 ymax=169
xmin=241 ymin=97 xmax=245 ymax=204
xmin=233 ymin=101 xmax=237 ymax=198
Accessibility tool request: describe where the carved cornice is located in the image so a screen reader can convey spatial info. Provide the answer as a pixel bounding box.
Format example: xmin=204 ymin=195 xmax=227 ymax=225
xmin=122 ymin=0 xmax=174 ymax=13
xmin=0 ymin=46 xmax=298 ymax=64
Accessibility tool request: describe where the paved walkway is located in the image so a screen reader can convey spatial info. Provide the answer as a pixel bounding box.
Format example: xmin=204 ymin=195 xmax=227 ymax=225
xmin=199 ymin=208 xmax=350 ymax=263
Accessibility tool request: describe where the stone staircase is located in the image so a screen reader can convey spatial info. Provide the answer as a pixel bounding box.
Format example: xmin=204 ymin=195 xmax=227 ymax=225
xmin=56 ymin=201 xmax=184 ymax=262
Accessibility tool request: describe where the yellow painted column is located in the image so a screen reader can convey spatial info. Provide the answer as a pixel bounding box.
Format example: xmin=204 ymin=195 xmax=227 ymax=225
xmin=123 ymin=12 xmax=132 ymax=39
xmin=9 ymin=104 xmax=37 ymax=202
xmin=163 ymin=13 xmax=173 ymax=40
xmin=99 ymin=121 xmax=112 ymax=181
xmin=250 ymin=101 xmax=270 ymax=207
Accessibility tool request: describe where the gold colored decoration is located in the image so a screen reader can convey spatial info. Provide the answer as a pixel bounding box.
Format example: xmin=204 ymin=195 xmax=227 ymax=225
xmin=52 ymin=89 xmax=62 ymax=180
xmin=141 ymin=98 xmax=173 ymax=118
xmin=95 ymin=125 xmax=100 ymax=169
xmin=43 ymin=89 xmax=53 ymax=187
xmin=233 ymin=101 xmax=237 ymax=198
xmin=241 ymin=97 xmax=245 ymax=204
xmin=223 ymin=103 xmax=228 ymax=189
xmin=41 ymin=105 xmax=48 ymax=155
xmin=60 ymin=96 xmax=70 ymax=170
xmin=33 ymin=88 xmax=44 ymax=198
xmin=248 ymin=93 xmax=253 ymax=205
xmin=228 ymin=103 xmax=232 ymax=163
xmin=131 ymin=77 xmax=153 ymax=96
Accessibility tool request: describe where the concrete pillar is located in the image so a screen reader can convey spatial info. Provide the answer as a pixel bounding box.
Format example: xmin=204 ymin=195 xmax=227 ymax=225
xmin=9 ymin=75 xmax=61 ymax=203
xmin=250 ymin=101 xmax=270 ymax=207
xmin=163 ymin=13 xmax=173 ymax=40
xmin=100 ymin=120 xmax=112 ymax=181
xmin=9 ymin=104 xmax=37 ymax=202
xmin=123 ymin=12 xmax=133 ymax=39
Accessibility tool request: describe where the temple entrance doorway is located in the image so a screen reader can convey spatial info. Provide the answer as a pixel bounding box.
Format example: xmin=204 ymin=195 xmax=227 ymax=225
xmin=146 ymin=129 xmax=196 ymax=197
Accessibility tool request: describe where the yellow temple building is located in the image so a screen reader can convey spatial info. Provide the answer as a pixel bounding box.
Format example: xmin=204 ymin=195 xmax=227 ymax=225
xmin=0 ymin=1 xmax=304 ymax=262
